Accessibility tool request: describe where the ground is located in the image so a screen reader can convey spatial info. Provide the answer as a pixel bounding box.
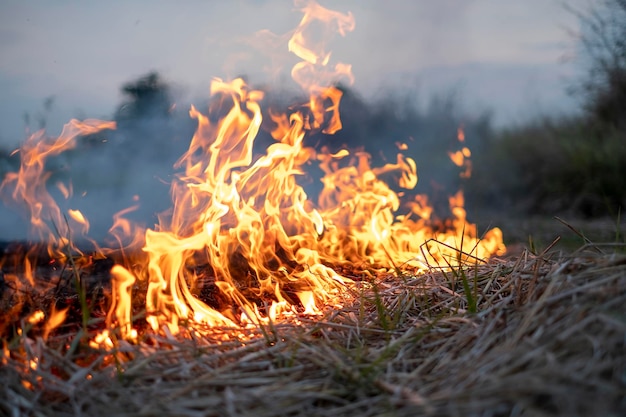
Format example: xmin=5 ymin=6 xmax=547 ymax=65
xmin=2 ymin=229 xmax=625 ymax=416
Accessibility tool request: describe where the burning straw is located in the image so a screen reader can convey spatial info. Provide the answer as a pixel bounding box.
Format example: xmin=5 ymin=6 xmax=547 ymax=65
xmin=2 ymin=246 xmax=624 ymax=416
xmin=3 ymin=1 xmax=621 ymax=416
xmin=0 ymin=0 xmax=504 ymax=346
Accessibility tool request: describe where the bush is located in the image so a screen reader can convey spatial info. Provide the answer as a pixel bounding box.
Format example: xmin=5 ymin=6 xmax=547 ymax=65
xmin=468 ymin=117 xmax=626 ymax=218
xmin=467 ymin=0 xmax=626 ymax=219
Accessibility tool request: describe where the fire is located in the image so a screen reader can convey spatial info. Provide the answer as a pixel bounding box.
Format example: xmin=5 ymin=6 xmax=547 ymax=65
xmin=0 ymin=118 xmax=116 ymax=259
xmin=448 ymin=126 xmax=472 ymax=178
xmin=1 ymin=0 xmax=504 ymax=347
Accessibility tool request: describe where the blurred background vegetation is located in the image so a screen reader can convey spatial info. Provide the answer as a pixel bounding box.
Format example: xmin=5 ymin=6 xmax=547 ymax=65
xmin=468 ymin=0 xmax=626 ymax=246
xmin=0 ymin=0 xmax=624 ymax=246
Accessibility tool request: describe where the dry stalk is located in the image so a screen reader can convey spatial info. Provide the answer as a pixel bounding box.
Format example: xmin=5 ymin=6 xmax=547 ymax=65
xmin=1 ymin=247 xmax=625 ymax=417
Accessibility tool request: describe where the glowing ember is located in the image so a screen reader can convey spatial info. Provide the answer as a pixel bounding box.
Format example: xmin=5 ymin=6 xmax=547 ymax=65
xmin=1 ymin=0 xmax=504 ymax=345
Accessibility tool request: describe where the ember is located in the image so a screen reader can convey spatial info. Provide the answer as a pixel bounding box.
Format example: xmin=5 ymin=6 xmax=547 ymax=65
xmin=0 ymin=0 xmax=504 ymax=347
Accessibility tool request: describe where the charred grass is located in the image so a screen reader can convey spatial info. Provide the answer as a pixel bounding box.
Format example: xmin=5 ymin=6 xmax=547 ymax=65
xmin=1 ymin=243 xmax=625 ymax=417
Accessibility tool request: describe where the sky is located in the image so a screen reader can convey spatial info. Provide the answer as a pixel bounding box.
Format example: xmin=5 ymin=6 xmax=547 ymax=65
xmin=0 ymin=0 xmax=590 ymax=146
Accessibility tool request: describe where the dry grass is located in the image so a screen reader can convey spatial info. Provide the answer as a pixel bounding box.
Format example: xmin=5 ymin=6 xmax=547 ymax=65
xmin=2 ymin=244 xmax=625 ymax=417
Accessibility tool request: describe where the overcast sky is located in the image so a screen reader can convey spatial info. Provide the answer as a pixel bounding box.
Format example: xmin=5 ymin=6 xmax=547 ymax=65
xmin=0 ymin=0 xmax=589 ymax=146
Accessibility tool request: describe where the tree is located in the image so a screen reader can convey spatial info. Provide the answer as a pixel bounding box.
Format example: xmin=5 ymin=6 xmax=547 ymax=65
xmin=572 ymin=0 xmax=626 ymax=128
xmin=114 ymin=72 xmax=172 ymax=122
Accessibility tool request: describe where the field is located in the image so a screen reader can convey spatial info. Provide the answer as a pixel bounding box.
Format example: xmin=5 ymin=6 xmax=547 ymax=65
xmin=2 ymin=1 xmax=626 ymax=415
xmin=2 ymin=234 xmax=625 ymax=417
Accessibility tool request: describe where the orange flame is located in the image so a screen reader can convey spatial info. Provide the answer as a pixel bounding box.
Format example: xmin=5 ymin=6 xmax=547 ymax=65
xmin=2 ymin=1 xmax=505 ymax=344
xmin=0 ymin=119 xmax=115 ymax=253
xmin=448 ymin=126 xmax=472 ymax=178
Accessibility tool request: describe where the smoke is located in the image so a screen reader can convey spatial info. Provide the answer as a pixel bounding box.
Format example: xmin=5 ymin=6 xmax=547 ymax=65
xmin=0 ymin=69 xmax=498 ymax=248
